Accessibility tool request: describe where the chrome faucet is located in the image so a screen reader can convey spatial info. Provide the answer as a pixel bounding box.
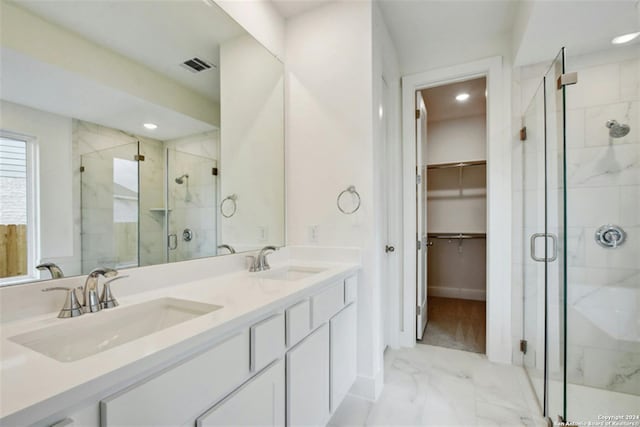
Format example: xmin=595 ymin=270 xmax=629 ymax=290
xmin=250 ymin=246 xmax=277 ymax=272
xmin=36 ymin=262 xmax=64 ymax=279
xmin=217 ymin=244 xmax=236 ymax=254
xmin=83 ymin=267 xmax=118 ymax=313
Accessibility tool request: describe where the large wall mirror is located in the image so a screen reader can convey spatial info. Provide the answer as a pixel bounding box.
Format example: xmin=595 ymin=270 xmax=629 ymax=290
xmin=0 ymin=0 xmax=285 ymax=285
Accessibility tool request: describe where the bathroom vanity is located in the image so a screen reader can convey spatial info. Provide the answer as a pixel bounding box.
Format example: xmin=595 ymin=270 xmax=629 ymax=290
xmin=0 ymin=261 xmax=359 ymax=426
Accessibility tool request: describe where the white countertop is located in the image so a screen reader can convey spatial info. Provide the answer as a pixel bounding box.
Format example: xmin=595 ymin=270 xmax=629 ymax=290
xmin=0 ymin=260 xmax=359 ymax=424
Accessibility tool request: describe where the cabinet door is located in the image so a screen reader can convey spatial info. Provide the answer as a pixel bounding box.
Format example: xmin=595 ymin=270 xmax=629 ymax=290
xmin=197 ymin=360 xmax=285 ymax=427
xmin=330 ymin=303 xmax=357 ymax=412
xmin=286 ymin=324 xmax=329 ymax=427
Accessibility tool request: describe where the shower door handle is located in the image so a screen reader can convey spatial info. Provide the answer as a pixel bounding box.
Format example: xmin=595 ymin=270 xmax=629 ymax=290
xmin=530 ymin=233 xmax=558 ymax=262
xmin=168 ymin=234 xmax=178 ymax=250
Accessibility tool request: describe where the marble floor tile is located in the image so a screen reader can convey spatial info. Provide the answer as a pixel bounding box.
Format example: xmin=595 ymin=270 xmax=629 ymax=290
xmin=330 ymin=345 xmax=546 ymax=427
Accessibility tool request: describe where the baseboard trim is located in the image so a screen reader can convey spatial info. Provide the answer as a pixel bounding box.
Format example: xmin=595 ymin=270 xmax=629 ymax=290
xmin=348 ymin=369 xmax=384 ymax=402
xmin=428 ymin=286 xmax=486 ymax=301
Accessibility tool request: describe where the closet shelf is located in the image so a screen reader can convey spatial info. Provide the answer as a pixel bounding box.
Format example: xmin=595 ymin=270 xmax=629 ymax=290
xmin=427 ymin=160 xmax=486 ymax=170
xmin=427 ymin=233 xmax=486 ymax=239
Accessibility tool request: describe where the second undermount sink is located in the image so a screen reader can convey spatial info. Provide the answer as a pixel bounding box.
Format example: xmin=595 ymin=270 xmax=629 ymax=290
xmin=10 ymin=297 xmax=222 ymax=363
xmin=259 ymin=266 xmax=326 ymax=281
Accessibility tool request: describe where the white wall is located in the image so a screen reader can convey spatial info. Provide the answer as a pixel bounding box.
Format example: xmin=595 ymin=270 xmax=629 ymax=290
xmin=286 ymin=2 xmax=383 ymax=400
xmin=214 ymin=0 xmax=285 ymax=61
xmin=0 ymin=101 xmax=77 ymax=276
xmin=220 ymin=34 xmax=285 ymax=250
xmin=426 ymin=115 xmax=487 ymax=164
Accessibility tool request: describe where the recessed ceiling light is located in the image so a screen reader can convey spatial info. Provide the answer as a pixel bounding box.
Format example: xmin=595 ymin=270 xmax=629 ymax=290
xmin=611 ymin=32 xmax=640 ymax=45
xmin=143 ymin=123 xmax=158 ymax=130
xmin=456 ymin=93 xmax=470 ymax=102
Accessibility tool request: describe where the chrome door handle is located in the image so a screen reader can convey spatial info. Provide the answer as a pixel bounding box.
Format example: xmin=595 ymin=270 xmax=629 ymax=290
xmin=168 ymin=234 xmax=178 ymax=250
xmin=530 ymin=233 xmax=558 ymax=262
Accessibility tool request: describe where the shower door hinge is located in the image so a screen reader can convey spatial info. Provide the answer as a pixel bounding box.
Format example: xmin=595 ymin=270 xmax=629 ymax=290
xmin=520 ymin=339 xmax=528 ymax=354
xmin=415 ymin=109 xmax=420 ymax=120
xmin=134 ymin=154 xmax=145 ymax=161
xmin=557 ymin=72 xmax=578 ymax=90
xmin=520 ymin=126 xmax=527 ymax=141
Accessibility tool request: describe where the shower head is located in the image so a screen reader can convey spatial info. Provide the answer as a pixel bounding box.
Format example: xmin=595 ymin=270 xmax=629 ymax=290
xmin=175 ymin=174 xmax=189 ymax=184
xmin=606 ymin=120 xmax=630 ymax=138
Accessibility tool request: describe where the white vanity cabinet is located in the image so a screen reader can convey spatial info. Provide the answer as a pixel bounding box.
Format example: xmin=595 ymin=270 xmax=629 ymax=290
xmin=286 ymin=324 xmax=330 ymax=427
xmin=22 ymin=273 xmax=359 ymax=427
xmin=196 ymin=360 xmax=285 ymax=427
xmin=329 ymin=303 xmax=357 ymax=411
xmin=100 ymin=331 xmax=250 ymax=426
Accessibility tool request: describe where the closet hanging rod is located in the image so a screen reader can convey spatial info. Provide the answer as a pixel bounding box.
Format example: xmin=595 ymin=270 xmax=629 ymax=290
xmin=427 ymin=233 xmax=486 ymax=239
xmin=426 ymin=160 xmax=486 ymax=170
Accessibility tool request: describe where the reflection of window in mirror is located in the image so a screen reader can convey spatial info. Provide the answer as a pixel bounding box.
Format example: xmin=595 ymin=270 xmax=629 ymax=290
xmin=0 ymin=134 xmax=36 ymax=283
xmin=112 ymin=158 xmax=139 ymax=269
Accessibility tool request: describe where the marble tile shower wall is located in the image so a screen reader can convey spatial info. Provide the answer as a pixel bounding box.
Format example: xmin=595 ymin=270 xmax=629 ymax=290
xmin=511 ymin=53 xmax=639 ymax=395
xmin=165 ymin=132 xmax=218 ymax=263
xmin=563 ymin=56 xmax=639 ymax=395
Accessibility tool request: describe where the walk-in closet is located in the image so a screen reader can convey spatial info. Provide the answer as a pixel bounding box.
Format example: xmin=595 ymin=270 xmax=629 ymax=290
xmin=416 ymin=77 xmax=487 ymax=354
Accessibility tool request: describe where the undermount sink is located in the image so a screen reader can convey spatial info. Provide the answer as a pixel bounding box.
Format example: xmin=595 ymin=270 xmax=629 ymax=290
xmin=10 ymin=298 xmax=222 ymax=363
xmin=259 ymin=266 xmax=326 ymax=281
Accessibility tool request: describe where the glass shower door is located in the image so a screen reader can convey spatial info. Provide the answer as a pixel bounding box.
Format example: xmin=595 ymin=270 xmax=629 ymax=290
xmin=522 ymin=49 xmax=567 ymax=422
xmin=80 ymin=142 xmax=139 ymax=273
xmin=166 ymin=148 xmax=218 ymax=263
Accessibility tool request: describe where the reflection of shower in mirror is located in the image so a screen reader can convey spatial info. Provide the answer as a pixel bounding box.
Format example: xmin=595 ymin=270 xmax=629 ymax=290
xmin=175 ymin=174 xmax=192 ymax=202
xmin=175 ymin=174 xmax=189 ymax=184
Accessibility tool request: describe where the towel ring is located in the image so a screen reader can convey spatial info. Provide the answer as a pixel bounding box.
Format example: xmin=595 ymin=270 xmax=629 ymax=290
xmin=220 ymin=194 xmax=238 ymax=218
xmin=337 ymin=185 xmax=361 ymax=215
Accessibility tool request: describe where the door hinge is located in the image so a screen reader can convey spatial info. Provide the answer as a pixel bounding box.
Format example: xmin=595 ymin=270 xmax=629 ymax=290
xmin=415 ymin=109 xmax=420 ymax=120
xmin=212 ymin=167 xmax=218 ymax=176
xmin=417 ymin=239 xmax=421 ymax=251
xmin=80 ymin=166 xmax=85 ymax=172
xmin=557 ymin=72 xmax=578 ymax=90
xmin=520 ymin=339 xmax=527 ymax=354
xmin=416 ymin=174 xmax=422 ymax=185
xmin=520 ymin=126 xmax=527 ymax=141
xmin=134 ymin=154 xmax=145 ymax=161
xmin=416 ymin=305 xmax=421 ymax=316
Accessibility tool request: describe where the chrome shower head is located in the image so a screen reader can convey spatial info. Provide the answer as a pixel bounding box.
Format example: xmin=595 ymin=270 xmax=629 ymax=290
xmin=606 ymin=120 xmax=630 ymax=138
xmin=175 ymin=174 xmax=189 ymax=184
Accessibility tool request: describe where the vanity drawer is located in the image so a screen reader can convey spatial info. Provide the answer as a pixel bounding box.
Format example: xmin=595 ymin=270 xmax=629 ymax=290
xmin=311 ymin=282 xmax=344 ymax=329
xmin=344 ymin=275 xmax=357 ymax=304
xmin=286 ymin=299 xmax=311 ymax=347
xmin=101 ymin=330 xmax=249 ymax=427
xmin=251 ymin=313 xmax=285 ymax=372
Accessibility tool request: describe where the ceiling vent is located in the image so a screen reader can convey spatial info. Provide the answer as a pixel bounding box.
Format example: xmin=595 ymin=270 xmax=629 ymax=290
xmin=180 ymin=57 xmax=216 ymax=73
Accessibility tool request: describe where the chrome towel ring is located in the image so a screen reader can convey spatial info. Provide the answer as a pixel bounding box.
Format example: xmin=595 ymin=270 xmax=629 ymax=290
xmin=337 ymin=185 xmax=361 ymax=214
xmin=220 ymin=194 xmax=238 ymax=218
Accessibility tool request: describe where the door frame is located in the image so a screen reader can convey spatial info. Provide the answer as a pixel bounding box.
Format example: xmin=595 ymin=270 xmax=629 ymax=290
xmin=400 ymin=56 xmax=512 ymax=363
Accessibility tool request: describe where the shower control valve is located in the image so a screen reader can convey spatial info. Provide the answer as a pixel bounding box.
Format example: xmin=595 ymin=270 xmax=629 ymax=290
xmin=595 ymin=224 xmax=626 ymax=249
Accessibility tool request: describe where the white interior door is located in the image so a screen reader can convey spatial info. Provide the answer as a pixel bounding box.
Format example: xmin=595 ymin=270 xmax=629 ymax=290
xmin=415 ymin=91 xmax=428 ymax=340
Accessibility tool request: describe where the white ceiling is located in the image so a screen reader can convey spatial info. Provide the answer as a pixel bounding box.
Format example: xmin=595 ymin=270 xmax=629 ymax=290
xmin=422 ymin=77 xmax=486 ymax=122
xmin=379 ymin=0 xmax=640 ymax=73
xmin=1 ymin=48 xmax=215 ymax=140
xmin=378 ymin=0 xmax=519 ymax=74
xmin=514 ymin=1 xmax=640 ymax=66
xmin=14 ymin=0 xmax=246 ymax=102
xmin=271 ymin=0 xmax=332 ymax=18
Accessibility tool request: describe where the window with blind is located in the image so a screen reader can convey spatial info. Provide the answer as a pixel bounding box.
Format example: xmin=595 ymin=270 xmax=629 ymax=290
xmin=0 ymin=137 xmax=29 ymax=279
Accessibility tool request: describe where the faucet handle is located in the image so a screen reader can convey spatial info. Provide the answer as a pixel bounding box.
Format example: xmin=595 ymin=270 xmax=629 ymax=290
xmin=42 ymin=287 xmax=83 ymax=318
xmin=246 ymin=255 xmax=258 ymax=272
xmin=100 ymin=275 xmax=129 ymax=309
